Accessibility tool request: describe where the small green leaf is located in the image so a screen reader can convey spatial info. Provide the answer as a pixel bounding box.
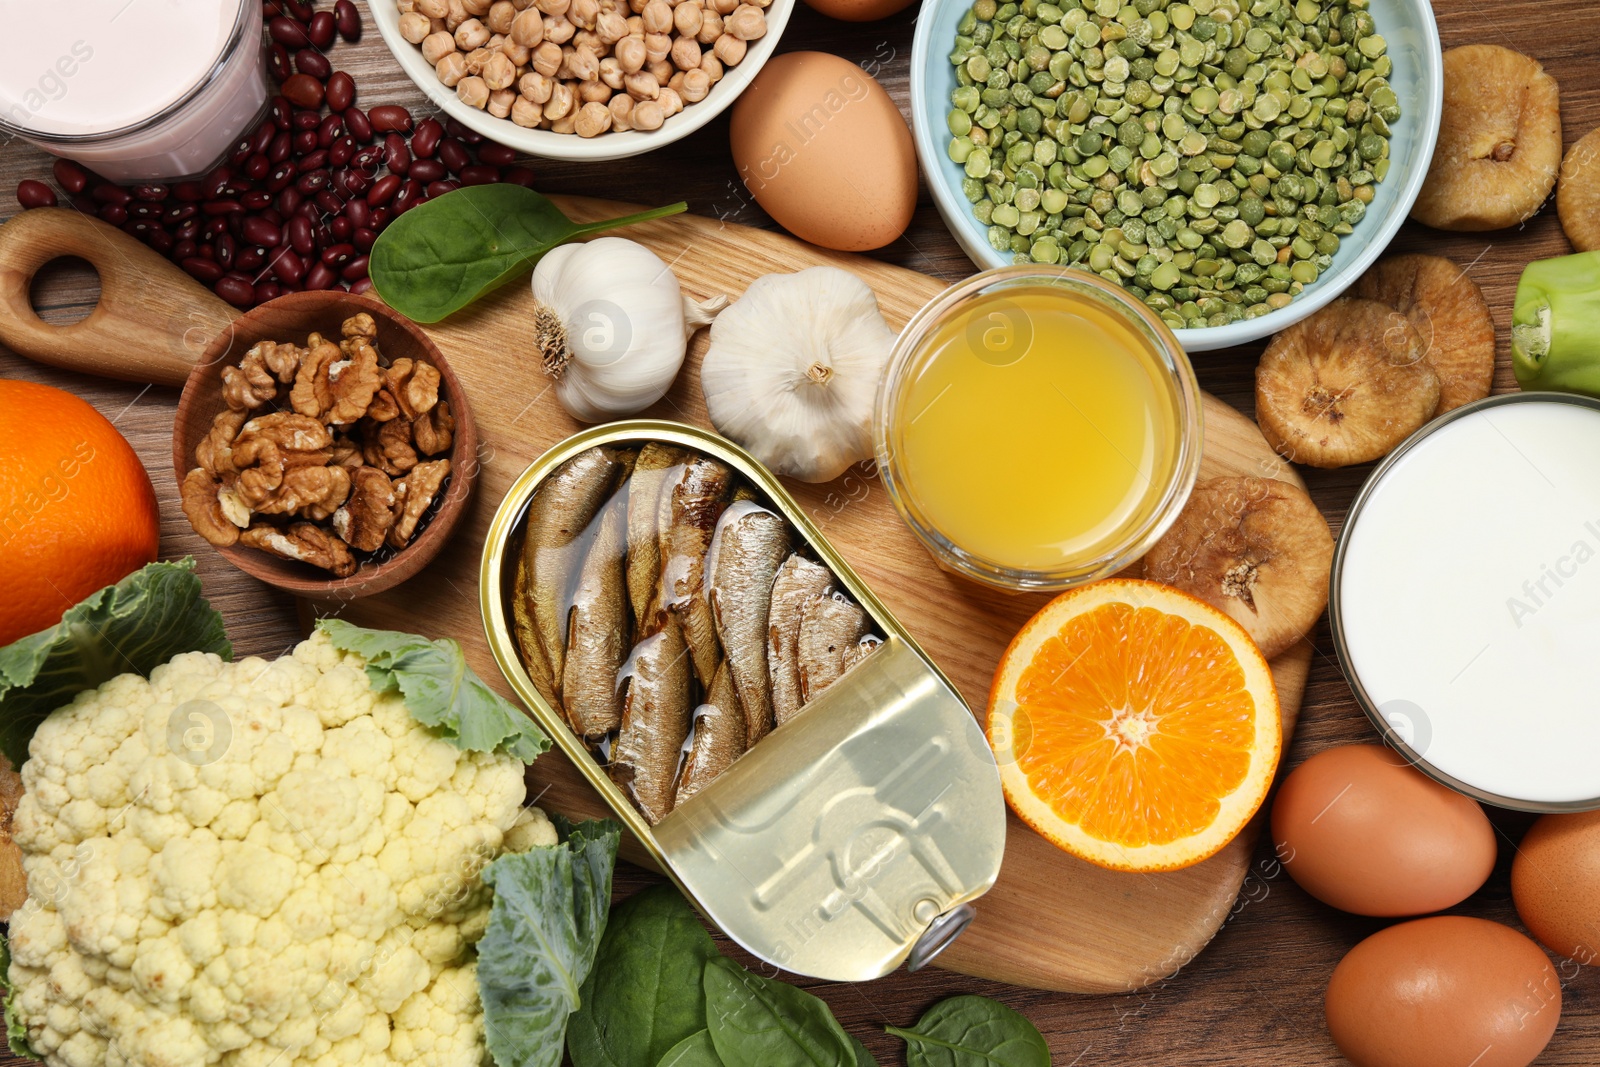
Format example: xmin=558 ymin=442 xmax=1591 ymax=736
xmin=317 ymin=618 xmax=549 ymax=761
xmin=0 ymin=560 xmax=230 ymax=767
xmin=569 ymin=884 xmax=719 ymax=1067
xmin=885 ymin=996 xmax=1048 ymax=1067
xmin=657 ymin=1030 xmax=723 ymax=1067
xmin=848 ymin=1035 xmax=878 ymax=1067
xmin=369 ymin=185 xmax=687 ymax=322
xmin=704 ymin=958 xmax=854 ymax=1067
xmin=1 ymin=930 xmax=40 ymax=1061
xmin=477 ymin=818 xmax=622 ymax=1067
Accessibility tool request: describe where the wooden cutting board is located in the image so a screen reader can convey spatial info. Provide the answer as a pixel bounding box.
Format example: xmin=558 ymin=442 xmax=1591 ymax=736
xmin=0 ymin=200 xmax=1310 ymax=993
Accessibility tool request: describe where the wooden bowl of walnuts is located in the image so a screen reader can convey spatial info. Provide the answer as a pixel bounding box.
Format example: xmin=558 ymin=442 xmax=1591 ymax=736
xmin=173 ymin=291 xmax=478 ymax=600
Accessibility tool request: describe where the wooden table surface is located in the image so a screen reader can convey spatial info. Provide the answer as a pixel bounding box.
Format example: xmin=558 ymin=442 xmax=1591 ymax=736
xmin=3 ymin=1 xmax=1598 ymax=1063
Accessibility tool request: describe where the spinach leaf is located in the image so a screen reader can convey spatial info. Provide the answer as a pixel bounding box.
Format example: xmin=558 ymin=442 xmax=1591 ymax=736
xmin=569 ymin=884 xmax=719 ymax=1067
xmin=477 ymin=817 xmax=621 ymax=1067
xmin=0 ymin=560 xmax=230 ymax=767
xmin=703 ymin=958 xmax=854 ymax=1067
xmin=848 ymin=1035 xmax=878 ymax=1067
xmin=885 ymin=996 xmax=1048 ymax=1067
xmin=369 ymin=185 xmax=687 ymax=322
xmin=318 ymin=618 xmax=549 ymax=762
xmin=657 ymin=1030 xmax=723 ymax=1067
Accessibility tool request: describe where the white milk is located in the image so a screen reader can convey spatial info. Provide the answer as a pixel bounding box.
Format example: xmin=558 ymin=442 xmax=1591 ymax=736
xmin=0 ymin=0 xmax=266 ymax=181
xmin=1337 ymin=397 xmax=1600 ymax=806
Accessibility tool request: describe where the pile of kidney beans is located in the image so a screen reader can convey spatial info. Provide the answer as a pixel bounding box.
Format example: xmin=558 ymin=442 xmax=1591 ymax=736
xmin=12 ymin=0 xmax=532 ymax=308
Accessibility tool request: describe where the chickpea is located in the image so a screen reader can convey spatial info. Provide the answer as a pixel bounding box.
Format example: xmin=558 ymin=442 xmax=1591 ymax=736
xmin=418 ymin=0 xmax=449 ymax=16
xmin=489 ymin=87 xmax=517 ymax=117
xmin=399 ymin=11 xmax=433 ymax=43
xmin=578 ymin=79 xmax=611 ymax=103
xmin=482 ymin=50 xmax=518 ymax=89
xmin=536 ymin=0 xmax=570 ymax=14
xmin=519 ymin=70 xmax=554 ymax=101
xmin=458 ymin=75 xmax=491 ymax=108
xmin=624 ymin=70 xmax=660 ymax=100
xmin=670 ymin=36 xmax=701 ymax=70
xmin=599 ymin=56 xmax=626 ymax=89
xmin=644 ymin=31 xmax=672 ymax=61
xmin=400 ymin=0 xmax=418 ymax=11
xmin=510 ymin=7 xmax=544 ymax=43
xmin=596 ymin=10 xmax=629 ymax=43
xmin=544 ymin=14 xmax=576 ymax=42
xmin=436 ymin=51 xmax=469 ymax=85
xmin=712 ymin=32 xmax=744 ymax=65
xmin=431 ymin=16 xmax=449 ymax=32
xmin=455 ymin=17 xmax=491 ymax=48
xmin=572 ymin=29 xmax=603 ymax=51
xmin=545 ymin=80 xmax=576 ymax=119
xmin=668 ymin=70 xmax=685 ymax=92
xmin=631 ymin=99 xmax=665 ymax=130
xmin=647 ymin=57 xmax=674 ymax=82
xmin=568 ymin=44 xmax=601 ymax=81
xmin=463 ymin=0 xmax=492 ymax=14
xmin=512 ymin=95 xmax=544 ymax=127
xmin=673 ymin=1 xmax=702 ymax=36
xmin=501 ymin=38 xmax=532 ymax=64
xmin=626 ymin=13 xmax=645 ymax=34
xmin=511 ymin=0 xmax=535 ymax=8
xmin=463 ymin=46 xmax=491 ymax=74
xmin=487 ymin=0 xmax=517 ymax=31
xmin=422 ymin=30 xmax=458 ymax=63
xmin=640 ymin=0 xmax=673 ymax=33
xmin=610 ymin=93 xmax=635 ymax=130
xmin=446 ymin=0 xmax=469 ymax=28
xmin=551 ymin=110 xmax=578 ymax=134
xmin=699 ymin=52 xmax=722 ymax=82
xmin=570 ymin=0 xmax=600 ymax=27
xmin=575 ymin=100 xmax=614 ymax=137
xmin=680 ymin=66 xmax=711 ymax=102
xmin=710 ymin=0 xmax=736 ymax=14
xmin=628 ymin=0 xmax=648 ymax=12
xmin=696 ymin=10 xmax=722 ymax=43
xmin=658 ymin=85 xmax=683 ymax=116
xmin=613 ymin=35 xmax=646 ymax=72
xmin=725 ymin=4 xmax=764 ymax=39
xmin=532 ymin=40 xmax=563 ymax=75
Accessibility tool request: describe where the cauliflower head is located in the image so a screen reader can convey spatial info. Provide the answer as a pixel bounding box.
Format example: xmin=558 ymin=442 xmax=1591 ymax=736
xmin=6 ymin=631 xmax=557 ymax=1067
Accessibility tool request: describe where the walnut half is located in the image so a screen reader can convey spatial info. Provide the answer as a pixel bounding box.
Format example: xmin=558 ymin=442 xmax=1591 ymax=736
xmin=389 ymin=459 xmax=450 ymax=548
xmin=240 ymin=522 xmax=358 ymax=577
xmin=180 ymin=469 xmax=239 ymax=547
xmin=332 ymin=467 xmax=398 ymax=552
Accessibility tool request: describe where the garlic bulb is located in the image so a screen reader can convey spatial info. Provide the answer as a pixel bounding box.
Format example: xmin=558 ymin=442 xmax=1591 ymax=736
xmin=701 ymin=267 xmax=896 ymax=482
xmin=533 ymin=237 xmax=726 ymax=423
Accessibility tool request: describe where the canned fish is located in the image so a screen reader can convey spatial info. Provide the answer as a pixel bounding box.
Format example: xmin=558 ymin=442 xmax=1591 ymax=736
xmin=479 ymin=420 xmax=1006 ymax=980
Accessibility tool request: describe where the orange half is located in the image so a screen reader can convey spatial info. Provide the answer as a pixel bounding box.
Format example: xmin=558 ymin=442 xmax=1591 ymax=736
xmin=987 ymin=579 xmax=1281 ymax=872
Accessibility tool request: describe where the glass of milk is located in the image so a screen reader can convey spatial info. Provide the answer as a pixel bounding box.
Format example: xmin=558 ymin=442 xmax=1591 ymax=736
xmin=1332 ymin=392 xmax=1600 ymax=812
xmin=0 ymin=0 xmax=267 ymax=183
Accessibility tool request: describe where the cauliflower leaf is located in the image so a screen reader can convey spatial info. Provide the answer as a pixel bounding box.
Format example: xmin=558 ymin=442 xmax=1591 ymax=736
xmin=0 ymin=931 xmax=38 ymax=1062
xmin=0 ymin=560 xmax=230 ymax=767
xmin=477 ymin=817 xmax=620 ymax=1067
xmin=318 ymin=618 xmax=550 ymax=762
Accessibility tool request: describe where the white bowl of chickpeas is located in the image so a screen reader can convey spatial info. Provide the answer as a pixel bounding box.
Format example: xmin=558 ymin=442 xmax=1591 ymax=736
xmin=373 ymin=0 xmax=792 ymax=160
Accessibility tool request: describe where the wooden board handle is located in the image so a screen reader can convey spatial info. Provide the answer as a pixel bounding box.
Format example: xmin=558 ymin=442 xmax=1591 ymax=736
xmin=0 ymin=208 xmax=237 ymax=388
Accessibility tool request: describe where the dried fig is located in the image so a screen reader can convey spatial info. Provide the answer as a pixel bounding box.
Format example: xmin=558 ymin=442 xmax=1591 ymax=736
xmin=1256 ymin=298 xmax=1440 ymax=469
xmin=1353 ymin=254 xmax=1495 ymax=414
xmin=1558 ymin=125 xmax=1600 ymax=252
xmin=1412 ymin=45 xmax=1562 ymax=232
xmin=1144 ymin=477 xmax=1334 ymax=659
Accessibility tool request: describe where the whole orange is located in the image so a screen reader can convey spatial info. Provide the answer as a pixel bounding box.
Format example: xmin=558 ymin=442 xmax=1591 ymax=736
xmin=0 ymin=379 xmax=161 ymax=645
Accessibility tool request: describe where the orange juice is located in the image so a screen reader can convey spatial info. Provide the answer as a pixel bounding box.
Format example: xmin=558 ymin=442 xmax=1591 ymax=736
xmin=883 ymin=282 xmax=1192 ymax=578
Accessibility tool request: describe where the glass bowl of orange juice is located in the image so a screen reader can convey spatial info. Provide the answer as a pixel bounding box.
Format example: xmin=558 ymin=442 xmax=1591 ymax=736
xmin=875 ymin=266 xmax=1203 ymax=592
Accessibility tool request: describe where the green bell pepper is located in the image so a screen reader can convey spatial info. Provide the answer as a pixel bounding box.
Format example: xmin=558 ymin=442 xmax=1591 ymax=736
xmin=1512 ymin=251 xmax=1600 ymax=396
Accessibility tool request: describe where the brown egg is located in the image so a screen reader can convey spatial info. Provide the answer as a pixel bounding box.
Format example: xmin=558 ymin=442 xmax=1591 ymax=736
xmin=801 ymin=0 xmax=914 ymax=22
xmin=1513 ymin=809 xmax=1600 ymax=962
xmin=1271 ymin=744 xmax=1495 ymax=916
xmin=729 ymin=52 xmax=917 ymax=251
xmin=1326 ymin=916 xmax=1560 ymax=1067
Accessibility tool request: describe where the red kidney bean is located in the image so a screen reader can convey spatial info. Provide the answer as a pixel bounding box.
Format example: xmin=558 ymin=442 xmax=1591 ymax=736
xmin=320 ymin=242 xmax=356 ymax=267
xmin=16 ymin=180 xmax=56 ymax=209
xmin=263 ymin=0 xmax=284 ymax=16
xmin=343 ymin=107 xmax=372 ymax=144
xmin=215 ymin=233 xmax=237 ymax=267
xmin=97 ymin=204 xmax=128 ymax=224
xmin=134 ymin=183 xmax=169 ymax=201
xmin=324 ymin=71 xmax=355 ymax=113
xmin=203 ymin=216 xmax=230 ymax=239
xmin=369 ymin=207 xmax=391 ymax=228
xmin=316 ymin=116 xmax=343 ymax=150
xmin=149 ymin=229 xmax=176 ymax=254
xmin=437 ymin=138 xmax=469 ymax=175
xmin=176 ymin=220 xmax=202 ymax=243
xmin=393 ymin=179 xmax=425 ymax=213
xmin=296 ymin=199 xmax=321 ymax=222
xmin=345 ymin=199 xmax=371 ymax=227
xmin=292 ymin=109 xmax=321 ymax=131
xmin=254 ymin=281 xmax=283 ymax=303
xmin=184 ymin=256 xmax=225 ymax=282
xmin=266 ymin=164 xmax=296 ymax=193
xmin=261 ymin=207 xmax=284 ymax=226
xmin=174 ymin=238 xmax=198 ymax=259
xmin=304 ymin=261 xmax=339 ymax=291
xmin=195 ymin=244 xmax=215 ymax=261
xmin=127 ymin=201 xmax=163 ymax=220
xmin=291 ymin=130 xmax=317 ymax=156
xmin=270 ymin=247 xmax=306 ymax=284
xmin=244 ymin=153 xmax=271 ymax=181
xmin=203 ymin=200 xmax=242 ymax=220
xmin=230 ymin=137 xmax=254 ymax=168
xmin=269 ymin=15 xmax=310 ymax=48
xmin=173 ymin=181 xmax=205 ymax=201
xmin=240 ymin=191 xmax=271 ymax=211
xmin=330 ymin=216 xmax=353 ymax=240
xmin=52 ymin=160 xmax=89 ymax=194
xmin=426 ymin=179 xmax=462 ymax=198
xmin=350 ymin=276 xmax=373 ymax=295
xmin=501 ymin=166 xmax=536 ymax=188
xmin=281 ymin=74 xmax=324 ymax=110
xmin=215 ymin=275 xmax=255 ymax=306
xmin=295 ymin=48 xmax=331 ymax=81
xmin=296 ymin=169 xmax=331 ymax=194
xmin=384 ymin=133 xmax=411 ymax=176
xmin=308 ymin=10 xmax=336 ymax=48
xmin=284 ymin=0 xmax=313 ymax=20
xmin=276 ymin=188 xmax=302 ymax=215
xmin=241 ymin=216 xmax=282 ymax=247
xmin=270 ymin=95 xmax=292 ymax=130
xmin=411 ymin=118 xmax=443 ymax=158
xmin=477 ymin=144 xmax=517 ymax=167
xmin=269 ymin=43 xmax=292 ymax=82
xmin=165 ymin=203 xmax=198 ymax=223
xmin=460 ymin=165 xmax=500 ymax=186
xmin=407 ymin=159 xmax=446 ymax=184
xmin=329 ymin=136 xmax=355 ymax=167
xmin=353 ymin=226 xmax=378 ymax=251
xmin=340 ymin=255 xmax=369 ymax=281
xmin=92 ymin=184 xmax=131 ymax=205
xmin=330 ymin=169 xmax=354 ymax=197
xmin=315 ymin=189 xmax=345 ymax=215
xmin=236 ymin=246 xmax=265 ymax=272
xmin=297 ymin=149 xmax=330 ymax=174
xmin=269 ymin=131 xmax=292 ymax=163
xmin=350 ymin=144 xmax=384 ymax=172
xmin=366 ymin=174 xmax=401 ymax=206
xmin=369 ymin=105 xmax=412 ymax=134
xmin=335 ymin=0 xmax=360 ymax=41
